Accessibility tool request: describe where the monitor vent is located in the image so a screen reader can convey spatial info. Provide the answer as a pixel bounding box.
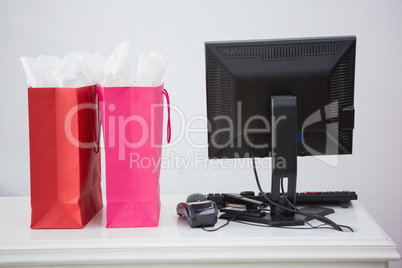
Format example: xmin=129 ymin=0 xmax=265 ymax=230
xmin=206 ymin=53 xmax=234 ymax=157
xmin=218 ymin=43 xmax=343 ymax=60
xmin=329 ymin=46 xmax=355 ymax=153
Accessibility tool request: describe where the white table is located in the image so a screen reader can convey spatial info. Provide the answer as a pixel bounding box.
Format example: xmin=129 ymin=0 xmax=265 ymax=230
xmin=0 ymin=196 xmax=400 ymax=267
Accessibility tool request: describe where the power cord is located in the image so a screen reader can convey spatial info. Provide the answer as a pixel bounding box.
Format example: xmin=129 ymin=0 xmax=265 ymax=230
xmin=201 ymin=210 xmax=246 ymax=232
xmin=201 ymin=146 xmax=353 ymax=232
xmin=249 ymin=146 xmax=353 ymax=232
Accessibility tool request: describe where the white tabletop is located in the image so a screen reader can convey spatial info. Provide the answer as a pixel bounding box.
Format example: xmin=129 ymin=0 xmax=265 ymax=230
xmin=0 ymin=196 xmax=400 ymax=267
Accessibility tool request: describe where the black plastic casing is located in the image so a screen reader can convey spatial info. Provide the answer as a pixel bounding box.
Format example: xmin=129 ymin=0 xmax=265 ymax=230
xmin=205 ymin=36 xmax=356 ymax=159
xmin=176 ymin=201 xmax=218 ymax=228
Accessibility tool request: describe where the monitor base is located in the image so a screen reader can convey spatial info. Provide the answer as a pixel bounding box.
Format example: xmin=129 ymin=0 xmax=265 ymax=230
xmin=219 ymin=205 xmax=334 ymax=227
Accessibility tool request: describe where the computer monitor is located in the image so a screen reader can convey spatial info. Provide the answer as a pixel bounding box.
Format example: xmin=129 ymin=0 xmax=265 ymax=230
xmin=205 ymin=36 xmax=356 ymax=225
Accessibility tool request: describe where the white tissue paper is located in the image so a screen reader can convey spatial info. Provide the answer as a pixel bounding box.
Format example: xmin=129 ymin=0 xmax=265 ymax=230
xmin=136 ymin=51 xmax=168 ymax=87
xmin=62 ymin=51 xmax=106 ymax=87
xmin=20 ymin=55 xmax=64 ymax=87
xmin=20 ymin=51 xmax=106 ymax=88
xmin=100 ymin=41 xmax=134 ymax=87
xmin=21 ymin=42 xmax=168 ymax=88
xmin=101 ymin=42 xmax=168 ymax=87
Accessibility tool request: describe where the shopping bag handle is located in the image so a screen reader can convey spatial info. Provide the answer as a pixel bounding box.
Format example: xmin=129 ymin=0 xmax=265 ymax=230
xmin=88 ymin=90 xmax=100 ymax=153
xmin=162 ymin=88 xmax=171 ymax=143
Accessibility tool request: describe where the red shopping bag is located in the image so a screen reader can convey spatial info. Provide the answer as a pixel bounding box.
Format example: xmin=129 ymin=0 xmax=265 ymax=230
xmin=28 ymin=85 xmax=103 ymax=229
xmin=98 ymin=84 xmax=170 ymax=228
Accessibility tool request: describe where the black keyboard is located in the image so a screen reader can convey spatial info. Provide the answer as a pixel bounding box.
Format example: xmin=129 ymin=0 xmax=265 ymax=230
xmin=206 ymin=191 xmax=358 ymax=208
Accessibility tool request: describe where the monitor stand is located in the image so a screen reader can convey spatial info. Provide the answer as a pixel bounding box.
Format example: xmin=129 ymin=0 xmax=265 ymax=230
xmin=219 ymin=205 xmax=335 ymax=226
xmin=220 ymin=96 xmax=335 ymax=227
xmin=266 ymin=95 xmax=299 ymax=226
xmin=269 ymin=96 xmax=333 ymax=226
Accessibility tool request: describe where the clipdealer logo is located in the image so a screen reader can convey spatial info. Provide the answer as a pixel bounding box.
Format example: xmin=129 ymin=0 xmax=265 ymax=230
xmin=64 ymin=100 xmax=341 ymax=170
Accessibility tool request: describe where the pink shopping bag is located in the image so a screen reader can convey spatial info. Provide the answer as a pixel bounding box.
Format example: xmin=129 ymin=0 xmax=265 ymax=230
xmin=98 ymin=84 xmax=170 ymax=228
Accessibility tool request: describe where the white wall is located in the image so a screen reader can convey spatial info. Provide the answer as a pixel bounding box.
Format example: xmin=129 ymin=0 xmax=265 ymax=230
xmin=0 ymin=0 xmax=401 ymax=266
